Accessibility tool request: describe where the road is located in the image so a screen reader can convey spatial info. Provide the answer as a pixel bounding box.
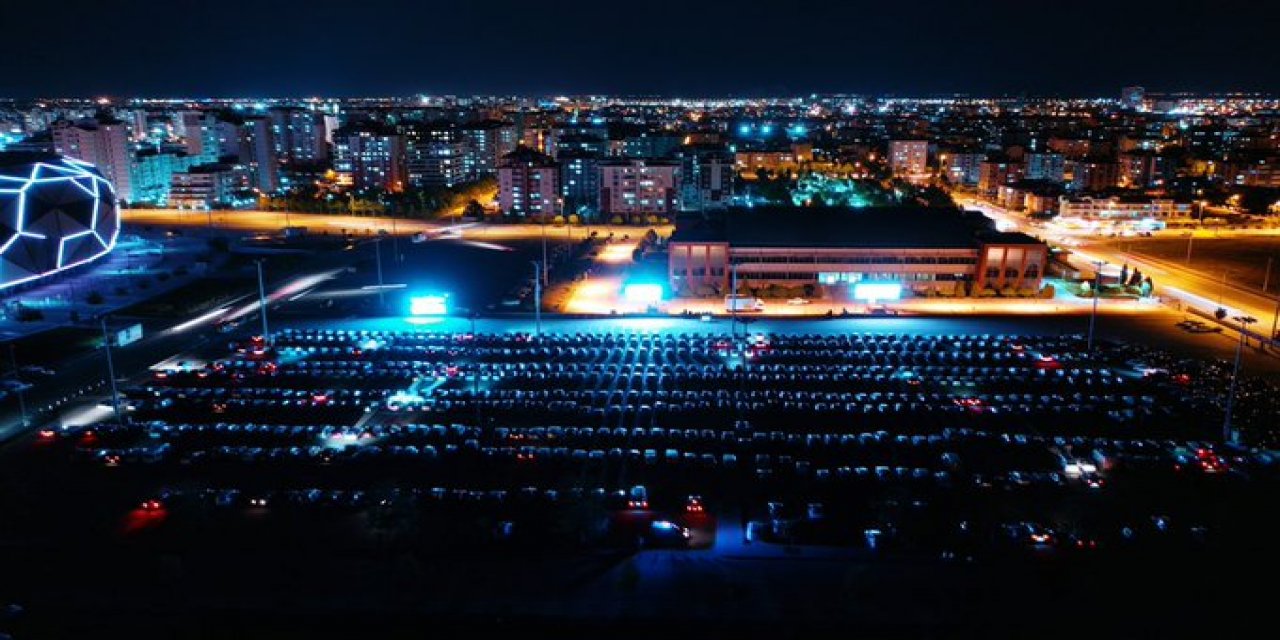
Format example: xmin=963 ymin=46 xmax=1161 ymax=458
xmin=958 ymin=197 xmax=1280 ymax=339
xmin=122 ymin=208 xmax=669 ymax=243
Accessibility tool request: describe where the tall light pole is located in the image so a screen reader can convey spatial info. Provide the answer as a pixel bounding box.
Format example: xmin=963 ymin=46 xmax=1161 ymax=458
xmin=1087 ymin=259 xmax=1107 ymax=352
xmin=374 ymin=237 xmax=386 ymax=307
xmin=255 ymin=259 xmax=270 ymax=342
xmin=531 ymin=261 xmax=542 ymax=336
xmin=730 ymin=261 xmax=739 ymax=339
xmin=540 ymin=215 xmax=549 ymax=286
xmin=100 ymin=316 xmax=122 ymax=425
xmin=1223 ymin=315 xmax=1257 ymax=444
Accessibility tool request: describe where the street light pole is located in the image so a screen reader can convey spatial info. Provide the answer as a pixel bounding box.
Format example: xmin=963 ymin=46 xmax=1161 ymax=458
xmin=540 ymin=216 xmax=549 ymax=287
xmin=730 ymin=261 xmax=739 ymax=339
xmin=531 ymin=261 xmax=542 ymax=337
xmin=1223 ymin=315 xmax=1257 ymax=444
xmin=374 ymin=238 xmax=385 ymax=308
xmin=100 ymin=316 xmax=122 ymax=425
xmin=256 ymin=259 xmax=270 ymax=342
xmin=1087 ymin=259 xmax=1106 ymax=352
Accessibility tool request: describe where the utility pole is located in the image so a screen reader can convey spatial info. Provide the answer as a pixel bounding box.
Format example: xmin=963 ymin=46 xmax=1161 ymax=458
xmin=1223 ymin=315 xmax=1257 ymax=444
xmin=100 ymin=317 xmax=122 ymax=425
xmin=256 ymin=259 xmax=270 ymax=342
xmin=8 ymin=344 xmax=27 ymax=427
xmin=540 ymin=216 xmax=549 ymax=286
xmin=1263 ymin=256 xmax=1273 ymax=294
xmin=1087 ymin=259 xmax=1106 ymax=352
xmin=532 ymin=261 xmax=542 ymax=336
xmin=730 ymin=262 xmax=739 ymax=339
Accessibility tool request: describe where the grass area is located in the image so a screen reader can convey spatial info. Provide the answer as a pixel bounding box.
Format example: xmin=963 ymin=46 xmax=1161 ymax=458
xmin=1113 ymin=237 xmax=1280 ymax=292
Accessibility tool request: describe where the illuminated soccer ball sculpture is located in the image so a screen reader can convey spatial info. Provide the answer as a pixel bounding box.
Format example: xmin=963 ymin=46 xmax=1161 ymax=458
xmin=0 ymin=153 xmax=120 ymax=290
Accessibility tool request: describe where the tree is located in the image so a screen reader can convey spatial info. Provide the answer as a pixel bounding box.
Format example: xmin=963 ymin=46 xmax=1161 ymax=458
xmin=463 ymin=199 xmax=485 ymax=219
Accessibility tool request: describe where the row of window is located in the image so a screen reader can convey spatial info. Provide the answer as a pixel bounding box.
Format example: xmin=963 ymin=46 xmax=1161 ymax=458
xmin=729 ymin=255 xmax=979 ymax=265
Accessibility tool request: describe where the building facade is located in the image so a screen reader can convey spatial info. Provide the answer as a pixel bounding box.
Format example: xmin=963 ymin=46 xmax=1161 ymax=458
xmin=497 ymin=146 xmax=559 ymax=218
xmin=668 ymin=208 xmax=1048 ymax=297
xmin=888 ymin=139 xmax=928 ymax=180
xmin=51 ymin=118 xmax=133 ymax=202
xmin=333 ymin=127 xmax=407 ymax=191
xmin=599 ymin=158 xmax=680 ymax=221
xmin=1057 ymin=196 xmax=1193 ymax=220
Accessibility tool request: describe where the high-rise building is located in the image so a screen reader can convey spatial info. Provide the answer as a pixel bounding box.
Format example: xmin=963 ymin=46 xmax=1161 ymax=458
xmin=267 ymin=107 xmax=329 ymax=164
xmin=558 ymin=149 xmax=600 ymax=220
xmin=1067 ymin=158 xmax=1120 ymax=192
xmin=179 ymin=111 xmax=221 ymax=164
xmin=939 ymin=152 xmax=984 ymax=186
xmin=237 ymin=116 xmax=279 ymax=193
xmin=1023 ymin=152 xmax=1066 ymax=182
xmin=888 ymin=139 xmax=928 ymax=180
xmin=129 ymin=149 xmax=194 ymax=205
xmin=460 ymin=120 xmax=517 ymax=177
xmin=333 ymin=126 xmax=407 ymax=191
xmin=407 ymin=139 xmax=469 ymax=188
xmin=51 ymin=117 xmax=133 ymax=202
xmin=977 ymin=158 xmax=1023 ymax=199
xmin=599 ymin=158 xmax=680 ymax=221
xmin=402 ymin=121 xmax=474 ymax=187
xmin=498 ymin=146 xmax=559 ymax=218
xmin=675 ymin=146 xmax=735 ymax=212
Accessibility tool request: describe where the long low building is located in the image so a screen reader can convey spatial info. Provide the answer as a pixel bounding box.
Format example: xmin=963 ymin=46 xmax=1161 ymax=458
xmin=668 ymin=207 xmax=1047 ymax=297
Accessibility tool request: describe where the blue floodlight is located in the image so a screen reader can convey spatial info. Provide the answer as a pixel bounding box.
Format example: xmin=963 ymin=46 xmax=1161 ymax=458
xmin=761 ymin=124 xmax=774 ymax=135
xmin=409 ymin=294 xmax=449 ymax=316
xmin=738 ymin=124 xmax=752 ymax=135
xmin=853 ymin=283 xmax=902 ymax=301
xmin=623 ymin=283 xmax=664 ymax=305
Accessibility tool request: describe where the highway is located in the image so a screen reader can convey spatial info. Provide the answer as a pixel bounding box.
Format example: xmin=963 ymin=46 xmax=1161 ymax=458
xmin=957 ymin=197 xmax=1280 ymax=340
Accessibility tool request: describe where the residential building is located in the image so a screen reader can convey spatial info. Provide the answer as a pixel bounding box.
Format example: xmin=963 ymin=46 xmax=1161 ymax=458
xmin=51 ymin=117 xmax=133 ymax=202
xmin=1067 ymin=158 xmax=1119 ymax=192
xmin=558 ymin=149 xmax=600 ymax=219
xmin=168 ymin=163 xmax=249 ymax=209
xmin=332 ymin=126 xmax=407 ymax=191
xmin=888 ymin=139 xmax=928 ymax=180
xmin=599 ymin=158 xmax=680 ymax=221
xmin=675 ymin=146 xmax=735 ymax=212
xmin=267 ymin=107 xmax=328 ymax=164
xmin=460 ymin=120 xmax=517 ymax=176
xmin=407 ymin=139 xmax=469 ymax=188
xmin=940 ymin=151 xmax=983 ymax=186
xmin=497 ymin=146 xmax=559 ymax=218
xmin=129 ymin=149 xmax=194 ymax=205
xmin=1023 ymin=152 xmax=1065 ymax=182
xmin=179 ymin=111 xmax=221 ymax=164
xmin=977 ymin=158 xmax=1023 ymax=199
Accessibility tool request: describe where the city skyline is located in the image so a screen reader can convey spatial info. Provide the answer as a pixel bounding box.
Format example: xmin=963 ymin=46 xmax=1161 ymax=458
xmin=3 ymin=0 xmax=1277 ymax=98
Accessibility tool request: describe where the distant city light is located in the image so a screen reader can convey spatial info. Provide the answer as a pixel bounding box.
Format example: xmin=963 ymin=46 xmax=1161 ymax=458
xmin=409 ymin=294 xmax=449 ymax=316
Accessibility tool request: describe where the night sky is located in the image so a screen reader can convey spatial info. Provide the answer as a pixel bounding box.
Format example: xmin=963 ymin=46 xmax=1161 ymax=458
xmin=4 ymin=0 xmax=1276 ymax=98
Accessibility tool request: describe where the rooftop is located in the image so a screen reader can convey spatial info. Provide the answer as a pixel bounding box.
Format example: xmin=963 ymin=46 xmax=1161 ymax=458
xmin=671 ymin=206 xmax=998 ymax=249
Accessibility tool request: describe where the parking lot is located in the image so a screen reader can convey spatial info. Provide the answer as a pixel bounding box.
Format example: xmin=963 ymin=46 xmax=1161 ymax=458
xmin=2 ymin=323 xmax=1278 ymax=636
